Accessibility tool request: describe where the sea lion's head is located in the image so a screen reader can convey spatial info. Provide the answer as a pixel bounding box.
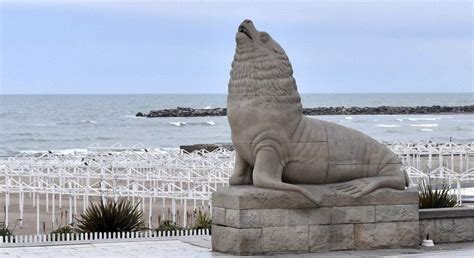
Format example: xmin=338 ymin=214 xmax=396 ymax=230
xmin=229 ymin=20 xmax=301 ymax=111
xmin=236 ymin=19 xmax=285 ymax=56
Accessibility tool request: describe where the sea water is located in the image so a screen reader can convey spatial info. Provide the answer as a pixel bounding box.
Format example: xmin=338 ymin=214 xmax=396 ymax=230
xmin=0 ymin=93 xmax=472 ymax=157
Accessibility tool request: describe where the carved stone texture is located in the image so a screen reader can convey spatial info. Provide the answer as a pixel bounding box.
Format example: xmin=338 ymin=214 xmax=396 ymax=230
xmin=227 ymin=19 xmax=407 ymax=205
xmin=212 ymin=185 xmax=419 ymax=255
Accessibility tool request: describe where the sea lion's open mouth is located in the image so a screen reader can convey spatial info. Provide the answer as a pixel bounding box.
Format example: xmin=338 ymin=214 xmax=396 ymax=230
xmin=238 ymin=25 xmax=253 ymax=39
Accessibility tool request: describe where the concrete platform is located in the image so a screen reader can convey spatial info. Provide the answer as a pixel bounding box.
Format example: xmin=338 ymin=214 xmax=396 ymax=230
xmin=212 ymin=185 xmax=419 ymax=255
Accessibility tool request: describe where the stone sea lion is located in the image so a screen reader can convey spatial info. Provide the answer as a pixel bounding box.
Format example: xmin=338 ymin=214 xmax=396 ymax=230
xmin=227 ymin=20 xmax=408 ymax=205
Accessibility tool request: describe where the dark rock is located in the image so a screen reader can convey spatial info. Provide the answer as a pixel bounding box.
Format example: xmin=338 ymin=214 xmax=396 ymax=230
xmin=180 ymin=143 xmax=234 ymax=153
xmin=138 ymin=105 xmax=474 ymax=117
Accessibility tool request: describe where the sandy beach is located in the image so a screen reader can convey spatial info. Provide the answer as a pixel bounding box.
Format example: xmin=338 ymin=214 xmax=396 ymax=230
xmin=1 ymin=193 xmax=210 ymax=235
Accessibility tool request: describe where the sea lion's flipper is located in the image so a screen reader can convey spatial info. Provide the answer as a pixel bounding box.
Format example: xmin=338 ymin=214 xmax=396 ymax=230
xmin=330 ymin=175 xmax=406 ymax=198
xmin=252 ymin=147 xmax=321 ymax=206
xmin=229 ymin=152 xmax=253 ymax=185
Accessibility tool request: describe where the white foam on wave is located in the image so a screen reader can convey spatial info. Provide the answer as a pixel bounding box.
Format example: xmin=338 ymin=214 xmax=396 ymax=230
xmin=204 ymin=106 xmax=212 ymax=109
xmin=376 ymin=124 xmax=401 ymax=128
xmin=344 ymin=117 xmax=353 ymax=120
xmin=409 ymin=124 xmax=438 ymax=127
xmin=418 ymin=117 xmax=441 ymax=121
xmin=396 ymin=118 xmax=404 ymax=122
xmin=20 ymin=148 xmax=88 ymax=155
xmin=81 ymin=120 xmax=97 ymax=124
xmin=34 ymin=123 xmax=57 ymax=127
xmin=206 ymin=121 xmax=216 ymax=126
xmin=168 ymin=122 xmax=186 ymax=127
xmin=408 ymin=117 xmax=441 ymax=121
xmin=419 ymin=128 xmax=434 ymax=132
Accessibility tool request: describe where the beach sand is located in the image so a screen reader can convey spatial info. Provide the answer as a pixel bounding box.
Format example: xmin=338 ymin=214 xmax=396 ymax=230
xmin=0 ymin=193 xmax=210 ymax=235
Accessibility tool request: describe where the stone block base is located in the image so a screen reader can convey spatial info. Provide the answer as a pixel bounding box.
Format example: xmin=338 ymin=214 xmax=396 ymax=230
xmin=211 ymin=185 xmax=419 ymax=255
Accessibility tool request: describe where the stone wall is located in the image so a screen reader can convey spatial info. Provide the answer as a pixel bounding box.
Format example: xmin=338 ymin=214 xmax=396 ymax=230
xmin=212 ymin=185 xmax=419 ymax=255
xmin=419 ymin=207 xmax=474 ymax=243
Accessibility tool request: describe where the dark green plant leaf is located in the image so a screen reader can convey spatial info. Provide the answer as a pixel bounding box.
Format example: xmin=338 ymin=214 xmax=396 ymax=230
xmin=76 ymin=198 xmax=145 ymax=233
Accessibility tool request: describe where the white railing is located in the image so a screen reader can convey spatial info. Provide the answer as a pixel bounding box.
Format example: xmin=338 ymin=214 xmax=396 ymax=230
xmin=0 ymin=228 xmax=210 ymax=247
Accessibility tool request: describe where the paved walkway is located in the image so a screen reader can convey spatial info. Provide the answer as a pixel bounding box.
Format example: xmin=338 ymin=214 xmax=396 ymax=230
xmin=1 ymin=237 xmax=474 ymax=257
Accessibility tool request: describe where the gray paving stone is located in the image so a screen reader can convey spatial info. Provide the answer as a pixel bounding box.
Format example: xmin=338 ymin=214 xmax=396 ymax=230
xmin=287 ymin=207 xmax=331 ymax=226
xmin=262 ymin=226 xmax=309 ymax=253
xmin=212 ymin=207 xmax=226 ymax=225
xmin=309 ymin=224 xmax=353 ymax=251
xmin=212 ymin=185 xmax=335 ymax=209
xmin=376 ymin=204 xmax=419 ymax=222
xmin=332 ymin=206 xmax=375 ymax=224
xmin=212 ymin=225 xmax=263 ymax=255
xmin=354 ymin=221 xmax=418 ymax=249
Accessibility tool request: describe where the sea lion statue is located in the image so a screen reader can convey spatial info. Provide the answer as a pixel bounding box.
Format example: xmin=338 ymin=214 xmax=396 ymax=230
xmin=227 ymin=19 xmax=408 ymax=205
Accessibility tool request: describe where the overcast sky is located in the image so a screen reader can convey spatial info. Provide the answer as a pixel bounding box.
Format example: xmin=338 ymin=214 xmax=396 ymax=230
xmin=0 ymin=0 xmax=472 ymax=94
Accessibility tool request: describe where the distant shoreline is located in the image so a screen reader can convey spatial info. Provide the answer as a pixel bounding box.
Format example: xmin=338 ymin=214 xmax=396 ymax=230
xmin=137 ymin=105 xmax=474 ymax=117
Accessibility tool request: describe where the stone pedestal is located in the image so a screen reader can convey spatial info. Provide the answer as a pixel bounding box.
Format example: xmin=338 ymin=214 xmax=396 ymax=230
xmin=211 ymin=185 xmax=419 ymax=255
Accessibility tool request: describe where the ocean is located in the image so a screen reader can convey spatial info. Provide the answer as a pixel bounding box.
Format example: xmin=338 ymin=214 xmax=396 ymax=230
xmin=0 ymin=93 xmax=473 ymax=157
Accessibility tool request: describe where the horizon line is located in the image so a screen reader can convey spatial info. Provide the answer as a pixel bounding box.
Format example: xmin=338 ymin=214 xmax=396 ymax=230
xmin=1 ymin=92 xmax=472 ymax=96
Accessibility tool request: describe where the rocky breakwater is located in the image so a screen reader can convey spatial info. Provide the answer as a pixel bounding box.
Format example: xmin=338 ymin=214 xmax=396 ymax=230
xmin=137 ymin=105 xmax=473 ymax=117
xmin=136 ymin=107 xmax=227 ymax=117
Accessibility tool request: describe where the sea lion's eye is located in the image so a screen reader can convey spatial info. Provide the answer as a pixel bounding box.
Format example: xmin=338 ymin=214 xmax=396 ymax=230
xmin=260 ymin=35 xmax=268 ymax=43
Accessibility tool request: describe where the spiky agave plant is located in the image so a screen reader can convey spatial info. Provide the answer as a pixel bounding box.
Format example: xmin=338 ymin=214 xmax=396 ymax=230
xmin=419 ymin=180 xmax=457 ymax=209
xmin=193 ymin=210 xmax=212 ymax=233
xmin=76 ymin=198 xmax=145 ymax=232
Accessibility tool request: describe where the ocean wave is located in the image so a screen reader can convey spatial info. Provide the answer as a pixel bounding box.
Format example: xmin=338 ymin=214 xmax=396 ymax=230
xmin=57 ymin=120 xmax=98 ymax=125
xmin=19 ymin=148 xmax=88 ymax=155
xmin=419 ymin=128 xmax=434 ymax=132
xmin=409 ymin=124 xmax=438 ymax=127
xmin=396 ymin=118 xmax=404 ymax=122
xmin=166 ymin=121 xmax=216 ymax=127
xmin=168 ymin=122 xmax=187 ymax=127
xmin=376 ymin=124 xmax=401 ymax=128
xmin=34 ymin=123 xmax=57 ymax=127
xmin=407 ymin=117 xmax=441 ymax=121
xmin=80 ymin=120 xmax=97 ymax=124
xmin=95 ymin=137 xmax=118 ymax=140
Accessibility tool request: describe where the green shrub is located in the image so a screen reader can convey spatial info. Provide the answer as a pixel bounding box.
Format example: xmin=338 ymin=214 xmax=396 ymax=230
xmin=76 ymin=198 xmax=145 ymax=233
xmin=50 ymin=226 xmax=76 ymax=241
xmin=155 ymin=220 xmax=182 ymax=232
xmin=51 ymin=225 xmax=75 ymax=234
xmin=193 ymin=210 xmax=212 ymax=233
xmin=0 ymin=225 xmax=13 ymax=240
xmin=419 ymin=180 xmax=457 ymax=209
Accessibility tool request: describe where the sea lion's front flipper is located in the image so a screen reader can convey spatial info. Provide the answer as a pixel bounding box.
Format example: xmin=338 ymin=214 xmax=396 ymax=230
xmin=330 ymin=176 xmax=406 ymax=198
xmin=229 ymin=152 xmax=253 ymax=185
xmin=252 ymin=146 xmax=321 ymax=206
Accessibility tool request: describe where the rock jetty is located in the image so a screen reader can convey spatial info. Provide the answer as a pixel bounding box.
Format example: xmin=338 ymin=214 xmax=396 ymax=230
xmin=137 ymin=105 xmax=473 ymax=117
xmin=180 ymin=143 xmax=234 ymax=153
